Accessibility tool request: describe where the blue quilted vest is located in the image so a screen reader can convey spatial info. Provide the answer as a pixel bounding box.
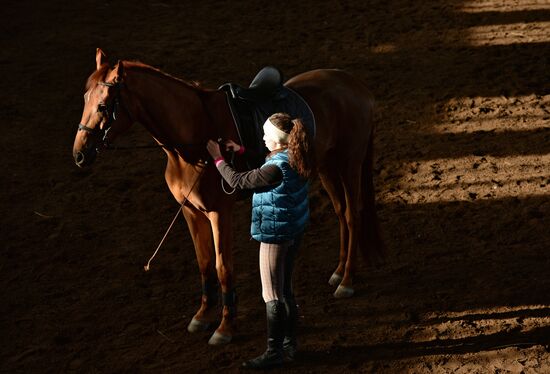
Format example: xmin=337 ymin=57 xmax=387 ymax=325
xmin=251 ymin=150 xmax=309 ymax=243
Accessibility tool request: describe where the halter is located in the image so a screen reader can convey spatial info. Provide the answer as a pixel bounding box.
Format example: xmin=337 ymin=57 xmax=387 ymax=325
xmin=77 ymin=81 xmax=122 ymax=150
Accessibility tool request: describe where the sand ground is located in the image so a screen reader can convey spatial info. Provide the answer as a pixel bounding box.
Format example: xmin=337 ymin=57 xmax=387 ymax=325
xmin=1 ymin=0 xmax=549 ymax=372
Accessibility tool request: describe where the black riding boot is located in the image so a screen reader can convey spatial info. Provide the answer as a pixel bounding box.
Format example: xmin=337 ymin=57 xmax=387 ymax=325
xmin=283 ymin=296 xmax=298 ymax=361
xmin=242 ymin=300 xmax=285 ymax=369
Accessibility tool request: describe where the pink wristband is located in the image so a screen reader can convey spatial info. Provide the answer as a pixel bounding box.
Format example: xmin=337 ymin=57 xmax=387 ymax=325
xmin=236 ymin=145 xmax=245 ymax=155
xmin=214 ymin=157 xmax=225 ymax=167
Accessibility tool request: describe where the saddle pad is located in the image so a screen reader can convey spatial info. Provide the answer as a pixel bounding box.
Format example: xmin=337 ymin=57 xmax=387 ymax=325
xmin=226 ymin=85 xmax=315 ymax=169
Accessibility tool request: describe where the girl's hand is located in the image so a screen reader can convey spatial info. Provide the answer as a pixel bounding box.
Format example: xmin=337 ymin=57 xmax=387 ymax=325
xmin=224 ymin=139 xmax=241 ymax=152
xmin=206 ymin=140 xmax=222 ymax=159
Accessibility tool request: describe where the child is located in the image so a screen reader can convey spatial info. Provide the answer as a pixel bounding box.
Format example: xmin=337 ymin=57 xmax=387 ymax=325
xmin=207 ymin=112 xmax=313 ymax=369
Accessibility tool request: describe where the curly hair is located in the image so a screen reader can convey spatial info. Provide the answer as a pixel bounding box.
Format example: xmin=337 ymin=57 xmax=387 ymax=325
xmin=268 ymin=113 xmax=314 ymax=178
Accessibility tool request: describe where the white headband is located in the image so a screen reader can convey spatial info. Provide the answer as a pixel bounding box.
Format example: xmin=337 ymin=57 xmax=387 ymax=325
xmin=263 ymin=118 xmax=290 ymax=143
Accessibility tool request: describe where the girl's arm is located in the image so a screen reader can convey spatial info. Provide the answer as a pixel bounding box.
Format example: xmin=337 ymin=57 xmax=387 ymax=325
xmin=214 ymin=158 xmax=282 ymax=189
xmin=208 ymin=139 xmax=281 ymax=189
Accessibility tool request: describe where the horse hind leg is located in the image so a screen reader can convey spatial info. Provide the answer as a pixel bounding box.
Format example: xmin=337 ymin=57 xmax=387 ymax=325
xmin=360 ymin=134 xmax=385 ymax=266
xmin=318 ymin=170 xmax=349 ymax=289
xmin=182 ymin=205 xmax=219 ymax=333
xmin=333 ymin=163 xmax=364 ymax=299
xmin=335 ymin=131 xmax=382 ymax=298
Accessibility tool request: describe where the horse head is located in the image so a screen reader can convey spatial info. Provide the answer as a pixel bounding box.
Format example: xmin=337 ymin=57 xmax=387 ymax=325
xmin=72 ymin=49 xmax=133 ymax=167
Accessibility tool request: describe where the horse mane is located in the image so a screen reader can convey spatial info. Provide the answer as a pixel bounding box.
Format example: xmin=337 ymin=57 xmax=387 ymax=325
xmin=84 ymin=61 xmax=203 ymax=92
xmin=123 ymin=61 xmax=203 ymax=90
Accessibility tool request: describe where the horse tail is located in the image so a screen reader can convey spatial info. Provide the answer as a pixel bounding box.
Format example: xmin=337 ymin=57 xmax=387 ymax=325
xmin=359 ymin=127 xmax=386 ymax=265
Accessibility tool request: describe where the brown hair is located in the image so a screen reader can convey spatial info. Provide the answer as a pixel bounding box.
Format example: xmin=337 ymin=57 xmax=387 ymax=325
xmin=268 ymin=113 xmax=314 ymax=178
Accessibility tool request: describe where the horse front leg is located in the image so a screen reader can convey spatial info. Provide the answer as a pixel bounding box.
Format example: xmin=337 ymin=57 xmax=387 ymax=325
xmin=181 ymin=205 xmax=219 ymax=333
xmin=207 ymin=209 xmax=236 ymax=345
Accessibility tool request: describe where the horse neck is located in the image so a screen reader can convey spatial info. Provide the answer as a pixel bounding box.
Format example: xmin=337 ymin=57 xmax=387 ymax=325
xmin=123 ymin=65 xmax=215 ymax=147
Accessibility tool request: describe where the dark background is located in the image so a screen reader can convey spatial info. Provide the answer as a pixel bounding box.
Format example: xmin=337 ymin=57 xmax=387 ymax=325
xmin=1 ymin=0 xmax=549 ymax=372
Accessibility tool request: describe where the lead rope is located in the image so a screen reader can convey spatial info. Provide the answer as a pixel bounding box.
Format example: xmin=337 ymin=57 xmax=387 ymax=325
xmin=144 ymin=163 xmax=206 ymax=271
xmin=221 ymin=149 xmax=236 ymax=195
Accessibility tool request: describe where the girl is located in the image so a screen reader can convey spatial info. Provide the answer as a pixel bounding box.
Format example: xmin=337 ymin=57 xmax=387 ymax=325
xmin=206 ymin=112 xmax=313 ymax=369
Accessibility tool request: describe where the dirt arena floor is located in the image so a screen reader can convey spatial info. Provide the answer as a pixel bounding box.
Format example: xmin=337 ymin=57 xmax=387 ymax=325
xmin=2 ymin=0 xmax=549 ymax=372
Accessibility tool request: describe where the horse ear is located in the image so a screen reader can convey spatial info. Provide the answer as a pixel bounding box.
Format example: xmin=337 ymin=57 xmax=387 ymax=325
xmin=96 ymin=48 xmax=108 ymax=70
xmin=113 ymin=60 xmax=124 ymax=83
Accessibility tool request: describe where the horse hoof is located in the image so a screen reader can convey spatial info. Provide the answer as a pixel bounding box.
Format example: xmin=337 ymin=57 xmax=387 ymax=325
xmin=208 ymin=331 xmax=232 ymax=345
xmin=328 ymin=272 xmax=343 ymax=286
xmin=187 ymin=318 xmax=210 ymax=333
xmin=334 ymin=285 xmax=354 ymax=298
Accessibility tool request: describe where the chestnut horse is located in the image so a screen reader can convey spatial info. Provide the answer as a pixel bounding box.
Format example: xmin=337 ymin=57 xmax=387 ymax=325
xmin=72 ymin=49 xmax=383 ymax=345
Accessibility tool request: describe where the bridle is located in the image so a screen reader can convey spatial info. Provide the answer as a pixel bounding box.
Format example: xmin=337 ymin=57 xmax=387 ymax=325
xmin=76 ymin=80 xmax=205 ymax=152
xmin=77 ymin=81 xmax=122 ymax=151
xmin=75 ymin=78 xmax=240 ymax=196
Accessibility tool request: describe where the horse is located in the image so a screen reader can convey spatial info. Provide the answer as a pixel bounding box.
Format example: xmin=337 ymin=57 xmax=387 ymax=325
xmin=72 ymin=48 xmax=384 ymax=345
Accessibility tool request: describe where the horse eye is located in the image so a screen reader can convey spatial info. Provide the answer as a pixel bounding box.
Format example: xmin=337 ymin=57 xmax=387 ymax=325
xmin=97 ymin=104 xmax=107 ymax=113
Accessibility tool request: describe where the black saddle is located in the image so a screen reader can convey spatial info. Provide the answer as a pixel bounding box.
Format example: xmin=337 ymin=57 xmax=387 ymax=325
xmin=222 ymin=66 xmax=285 ymax=102
xmin=219 ymin=66 xmax=315 ymax=169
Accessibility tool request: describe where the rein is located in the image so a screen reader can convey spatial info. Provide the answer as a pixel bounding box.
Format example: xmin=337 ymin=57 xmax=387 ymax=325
xmin=77 ymin=76 xmax=237 ymax=268
xmin=144 ymin=161 xmax=207 ymax=272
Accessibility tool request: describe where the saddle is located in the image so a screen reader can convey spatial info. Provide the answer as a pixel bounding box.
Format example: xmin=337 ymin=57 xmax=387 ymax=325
xmin=219 ymin=66 xmax=315 ymax=169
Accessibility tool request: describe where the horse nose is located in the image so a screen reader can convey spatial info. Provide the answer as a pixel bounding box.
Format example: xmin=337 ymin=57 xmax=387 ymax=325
xmin=74 ymin=151 xmax=85 ymax=167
